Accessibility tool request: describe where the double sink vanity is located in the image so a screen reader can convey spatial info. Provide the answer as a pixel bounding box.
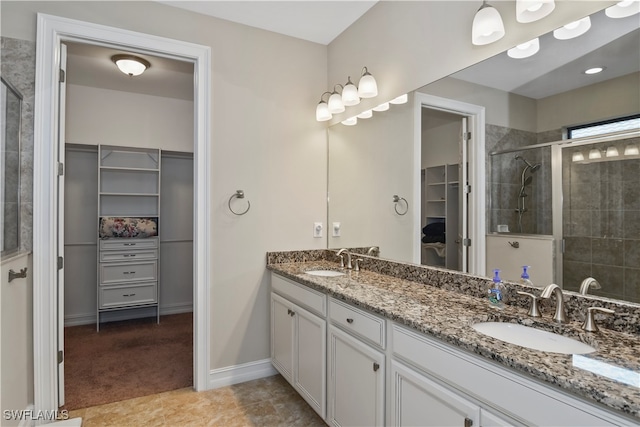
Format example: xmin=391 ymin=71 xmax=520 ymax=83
xmin=267 ymin=249 xmax=639 ymax=426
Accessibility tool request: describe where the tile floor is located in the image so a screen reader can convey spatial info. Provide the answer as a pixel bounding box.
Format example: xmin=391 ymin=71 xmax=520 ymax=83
xmin=68 ymin=375 xmax=326 ymax=426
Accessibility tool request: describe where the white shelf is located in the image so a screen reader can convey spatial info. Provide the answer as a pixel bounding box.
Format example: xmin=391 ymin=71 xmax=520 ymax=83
xmin=99 ymin=166 xmax=159 ymax=172
xmin=100 ymin=192 xmax=160 ymax=197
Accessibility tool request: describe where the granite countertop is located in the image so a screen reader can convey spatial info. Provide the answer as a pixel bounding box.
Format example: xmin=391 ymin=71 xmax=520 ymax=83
xmin=267 ymin=260 xmax=640 ymax=420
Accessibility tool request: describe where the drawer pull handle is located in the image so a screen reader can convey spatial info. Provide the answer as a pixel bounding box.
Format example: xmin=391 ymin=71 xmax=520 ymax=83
xmin=464 ymin=417 xmax=473 ymax=427
xmin=124 ymin=243 xmax=136 ymax=246
xmin=373 ymin=362 xmax=379 ymax=372
xmin=123 ymin=254 xmax=136 ymax=257
xmin=346 ymin=318 xmax=354 ymax=324
xmin=122 ymin=293 xmax=136 ymax=297
xmin=287 ymin=309 xmax=295 ymax=317
xmin=123 ymin=271 xmax=136 ymax=275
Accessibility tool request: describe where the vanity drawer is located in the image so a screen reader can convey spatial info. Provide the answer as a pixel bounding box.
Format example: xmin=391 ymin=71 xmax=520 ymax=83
xmin=100 ymin=260 xmax=157 ymax=284
xmin=271 ymin=273 xmax=326 ymax=317
xmin=99 ymin=249 xmax=158 ymax=262
xmin=99 ymin=282 xmax=157 ymax=309
xmin=99 ymin=238 xmax=159 ymax=251
xmin=329 ymin=298 xmax=385 ymax=349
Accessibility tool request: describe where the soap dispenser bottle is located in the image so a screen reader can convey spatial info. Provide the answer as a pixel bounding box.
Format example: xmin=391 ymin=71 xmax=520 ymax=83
xmin=520 ymin=265 xmax=533 ymax=286
xmin=488 ymin=269 xmax=506 ymax=309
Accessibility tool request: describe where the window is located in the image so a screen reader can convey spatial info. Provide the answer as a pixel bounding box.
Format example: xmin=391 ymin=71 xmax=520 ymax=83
xmin=567 ymin=114 xmax=640 ymax=139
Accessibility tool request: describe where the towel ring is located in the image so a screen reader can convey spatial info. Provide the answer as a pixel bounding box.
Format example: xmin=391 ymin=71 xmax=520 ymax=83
xmin=393 ymin=195 xmax=408 ymax=216
xmin=228 ymin=190 xmax=251 ymax=216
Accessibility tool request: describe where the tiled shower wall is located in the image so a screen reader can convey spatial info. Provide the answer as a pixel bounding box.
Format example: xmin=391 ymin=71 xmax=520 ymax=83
xmin=1 ymin=37 xmax=36 ymax=251
xmin=486 ymin=124 xmax=554 ymax=235
xmin=562 ymin=137 xmax=640 ymax=303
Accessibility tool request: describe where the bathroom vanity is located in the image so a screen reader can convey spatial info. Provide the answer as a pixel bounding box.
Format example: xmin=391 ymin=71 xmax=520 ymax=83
xmin=267 ymin=250 xmax=639 ymax=426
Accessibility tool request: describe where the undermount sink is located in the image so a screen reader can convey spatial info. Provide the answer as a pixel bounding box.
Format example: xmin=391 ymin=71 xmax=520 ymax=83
xmin=305 ymin=270 xmax=346 ymax=277
xmin=472 ymin=322 xmax=596 ymax=355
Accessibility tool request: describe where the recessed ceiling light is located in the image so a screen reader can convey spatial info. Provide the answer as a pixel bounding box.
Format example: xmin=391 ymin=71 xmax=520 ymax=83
xmin=584 ymin=67 xmax=604 ymax=75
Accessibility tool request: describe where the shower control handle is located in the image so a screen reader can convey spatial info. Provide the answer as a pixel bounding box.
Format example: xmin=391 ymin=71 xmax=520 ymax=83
xmin=508 ymin=241 xmax=520 ymax=248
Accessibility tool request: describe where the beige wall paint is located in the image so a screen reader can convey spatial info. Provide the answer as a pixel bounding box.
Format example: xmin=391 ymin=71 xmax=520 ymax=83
xmin=66 ymin=84 xmax=194 ymax=152
xmin=1 ymin=1 xmax=328 ymax=373
xmin=0 ymin=252 xmax=34 ymax=425
xmin=327 ymin=1 xmax=617 ymax=125
xmin=421 ymin=109 xmax=461 ymax=169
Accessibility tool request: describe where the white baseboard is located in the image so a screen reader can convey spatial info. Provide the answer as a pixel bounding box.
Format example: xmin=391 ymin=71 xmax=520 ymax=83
xmin=208 ymin=358 xmax=278 ymax=390
xmin=17 ymin=404 xmax=34 ymax=427
xmin=64 ymin=302 xmax=193 ymax=327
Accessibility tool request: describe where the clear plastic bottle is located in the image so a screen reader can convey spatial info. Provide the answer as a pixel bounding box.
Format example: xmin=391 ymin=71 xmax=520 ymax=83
xmin=488 ymin=269 xmax=506 ymax=309
xmin=520 ymin=265 xmax=533 ymax=287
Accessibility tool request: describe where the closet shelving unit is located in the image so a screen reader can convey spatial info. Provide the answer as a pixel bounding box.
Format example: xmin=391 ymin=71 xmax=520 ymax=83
xmin=422 ymin=164 xmax=460 ymax=269
xmin=97 ymin=145 xmax=160 ymax=331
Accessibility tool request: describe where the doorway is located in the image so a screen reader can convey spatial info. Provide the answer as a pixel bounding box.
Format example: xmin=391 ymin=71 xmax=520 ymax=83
xmin=33 ymin=14 xmax=211 ymax=414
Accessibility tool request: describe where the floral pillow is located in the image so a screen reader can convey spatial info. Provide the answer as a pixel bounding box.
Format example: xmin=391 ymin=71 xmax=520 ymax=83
xmin=99 ymin=217 xmax=158 ymax=239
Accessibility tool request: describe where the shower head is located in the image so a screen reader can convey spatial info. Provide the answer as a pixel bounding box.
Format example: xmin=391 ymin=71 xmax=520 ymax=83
xmin=515 ymin=155 xmax=541 ymax=173
xmin=530 ymin=163 xmax=541 ymax=173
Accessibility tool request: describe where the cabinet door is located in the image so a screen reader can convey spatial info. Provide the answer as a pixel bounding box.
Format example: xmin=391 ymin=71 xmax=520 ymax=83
xmin=480 ymin=408 xmax=520 ymax=427
xmin=271 ymin=293 xmax=295 ymax=382
xmin=328 ymin=325 xmax=384 ymax=427
xmin=295 ymin=305 xmax=326 ymax=419
xmin=390 ymin=360 xmax=479 ymax=427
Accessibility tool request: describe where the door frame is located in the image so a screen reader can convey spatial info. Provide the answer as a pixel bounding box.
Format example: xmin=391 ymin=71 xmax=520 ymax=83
xmin=33 ymin=13 xmax=212 ymax=414
xmin=413 ymin=93 xmax=486 ymax=276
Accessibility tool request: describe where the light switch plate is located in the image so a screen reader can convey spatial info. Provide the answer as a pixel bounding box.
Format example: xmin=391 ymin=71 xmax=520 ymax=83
xmin=332 ymin=222 xmax=341 ymax=237
xmin=313 ymin=222 xmax=323 ymax=238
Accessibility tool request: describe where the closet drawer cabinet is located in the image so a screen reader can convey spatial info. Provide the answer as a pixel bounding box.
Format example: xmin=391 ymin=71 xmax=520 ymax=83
xmin=329 ymin=298 xmax=385 ymax=349
xmin=272 ymin=273 xmax=326 ymax=316
xmin=99 ymin=282 xmax=157 ymax=309
xmin=100 ymin=238 xmax=159 ymax=251
xmin=99 ymin=249 xmax=158 ymax=263
xmin=99 ymin=260 xmax=157 ymax=285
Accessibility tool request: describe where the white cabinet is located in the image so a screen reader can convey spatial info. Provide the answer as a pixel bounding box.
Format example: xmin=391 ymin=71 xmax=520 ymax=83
xmin=327 ymin=297 xmax=386 ymax=427
xmin=390 ymin=360 xmax=479 ymax=427
xmin=270 ymin=275 xmax=326 ymax=419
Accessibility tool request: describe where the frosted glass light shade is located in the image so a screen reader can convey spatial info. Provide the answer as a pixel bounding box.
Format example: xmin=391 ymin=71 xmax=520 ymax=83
xmin=328 ymin=91 xmax=345 ymax=114
xmin=472 ymin=3 xmax=505 ymax=45
xmin=341 ymin=117 xmax=357 ymax=126
xmin=372 ymin=102 xmax=389 ymax=112
xmin=588 ymin=148 xmax=602 ymax=160
xmin=625 ymin=144 xmax=640 ymax=155
xmin=342 ymin=77 xmax=360 ymax=106
xmin=553 ymin=17 xmax=591 ymax=40
xmin=390 ymin=94 xmax=408 ymax=104
xmin=112 ymin=54 xmax=150 ymax=76
xmin=605 ymin=146 xmax=619 ymax=158
xmin=357 ymin=110 xmax=373 ymax=119
xmin=507 ymin=38 xmax=540 ymax=58
xmin=606 ymin=1 xmax=640 ymax=18
xmin=358 ymin=71 xmax=378 ymax=98
xmin=316 ymin=101 xmax=332 ymax=122
xmin=516 ymin=0 xmax=555 ymax=23
xmin=572 ymin=152 xmax=584 ymax=162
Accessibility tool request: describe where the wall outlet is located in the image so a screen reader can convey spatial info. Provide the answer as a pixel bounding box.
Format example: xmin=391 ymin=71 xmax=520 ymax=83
xmin=332 ymin=222 xmax=341 ymax=237
xmin=313 ymin=222 xmax=323 ymax=238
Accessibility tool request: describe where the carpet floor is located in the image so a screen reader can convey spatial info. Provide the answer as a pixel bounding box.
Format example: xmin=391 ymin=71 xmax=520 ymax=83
xmin=63 ymin=313 xmax=193 ymax=411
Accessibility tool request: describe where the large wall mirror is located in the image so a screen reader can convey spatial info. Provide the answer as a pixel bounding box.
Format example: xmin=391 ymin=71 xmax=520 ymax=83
xmin=1 ymin=76 xmax=23 ymax=256
xmin=327 ymin=6 xmax=640 ymax=304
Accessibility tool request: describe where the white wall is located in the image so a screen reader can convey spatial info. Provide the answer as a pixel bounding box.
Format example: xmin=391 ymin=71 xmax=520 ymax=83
xmin=1 ymin=252 xmax=34 ymax=425
xmin=1 ymin=0 xmax=328 ymax=375
xmin=66 ymin=84 xmax=194 ymax=152
xmin=421 ymin=108 xmax=462 ymax=168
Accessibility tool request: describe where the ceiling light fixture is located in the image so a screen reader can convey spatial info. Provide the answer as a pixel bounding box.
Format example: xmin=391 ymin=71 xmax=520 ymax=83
xmin=357 ymin=110 xmax=373 ymax=119
xmin=315 ymin=91 xmax=333 ymax=122
xmin=372 ymin=102 xmax=390 ymax=112
xmin=572 ymin=152 xmax=585 ymax=162
xmin=507 ymin=38 xmax=540 ymax=59
xmin=584 ymin=67 xmax=604 ymax=75
xmin=390 ymin=94 xmax=408 ymax=104
xmin=605 ymin=0 xmax=640 ymax=18
xmin=553 ymin=17 xmax=591 ymax=40
xmin=342 ymin=76 xmax=360 ymax=106
xmin=471 ymin=1 xmax=505 ymax=46
xmin=624 ymin=144 xmax=640 ymax=156
xmin=516 ymin=0 xmax=555 ymax=23
xmin=588 ymin=148 xmax=602 ymax=160
xmin=328 ymin=84 xmax=345 ymax=114
xmin=605 ymin=146 xmax=619 ymax=158
xmin=358 ymin=67 xmax=378 ymax=98
xmin=341 ymin=116 xmax=358 ymax=126
xmin=111 ymin=54 xmax=150 ymax=76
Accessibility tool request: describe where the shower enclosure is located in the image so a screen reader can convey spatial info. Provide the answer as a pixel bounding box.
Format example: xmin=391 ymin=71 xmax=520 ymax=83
xmin=489 ymin=129 xmax=640 ymax=303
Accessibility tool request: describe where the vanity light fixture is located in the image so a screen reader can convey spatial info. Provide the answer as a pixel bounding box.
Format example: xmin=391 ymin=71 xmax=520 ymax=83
xmin=357 ymin=109 xmax=373 ymax=119
xmin=328 ymin=85 xmax=346 ymax=114
xmin=471 ymin=1 xmax=505 ymax=46
xmin=342 ymin=76 xmax=360 ymax=106
xmin=584 ymin=67 xmax=604 ymax=75
xmin=390 ymin=94 xmax=408 ymax=104
xmin=111 ymin=54 xmax=150 ymax=76
xmin=372 ymin=102 xmax=390 ymax=112
xmin=358 ymin=67 xmax=378 ymax=98
xmin=315 ymin=91 xmax=333 ymax=122
xmin=516 ymin=0 xmax=555 ymax=23
xmin=606 ymin=146 xmax=619 ymax=158
xmin=572 ymin=152 xmax=585 ymax=162
xmin=553 ymin=17 xmax=591 ymax=40
xmin=588 ymin=148 xmax=602 ymax=160
xmin=341 ymin=116 xmax=358 ymax=126
xmin=605 ymin=0 xmax=640 ymax=18
xmin=624 ymin=144 xmax=640 ymax=156
xmin=507 ymin=38 xmax=540 ymax=59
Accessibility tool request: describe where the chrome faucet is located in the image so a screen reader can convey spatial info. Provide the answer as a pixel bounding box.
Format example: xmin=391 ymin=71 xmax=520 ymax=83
xmin=540 ymin=284 xmax=567 ymax=323
xmin=579 ymin=277 xmax=601 ymax=295
xmin=336 ymin=248 xmax=353 ymax=269
xmin=367 ymin=246 xmax=380 ymax=256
